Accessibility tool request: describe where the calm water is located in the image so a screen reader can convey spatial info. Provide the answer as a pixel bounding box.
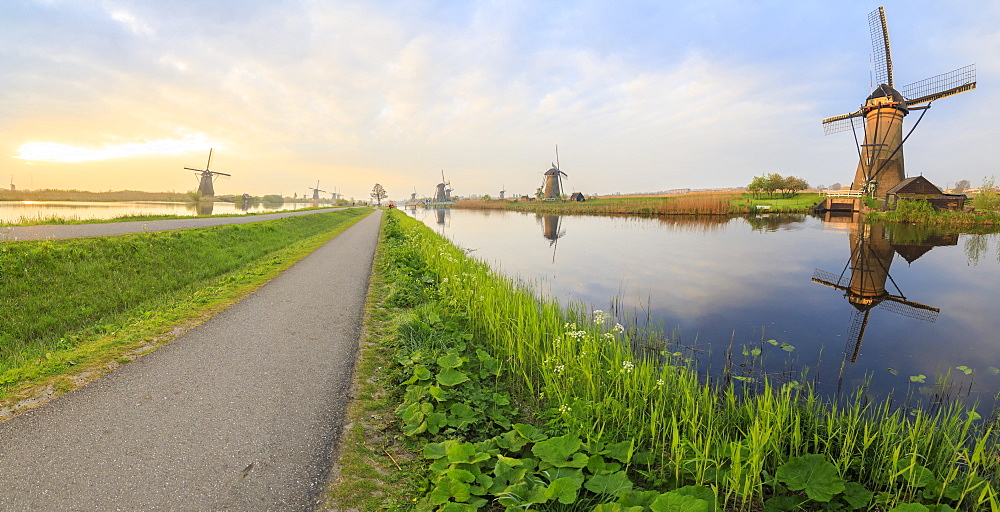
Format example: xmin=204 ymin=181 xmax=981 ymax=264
xmin=0 ymin=200 xmax=318 ymax=224
xmin=411 ymin=206 xmax=1000 ymax=407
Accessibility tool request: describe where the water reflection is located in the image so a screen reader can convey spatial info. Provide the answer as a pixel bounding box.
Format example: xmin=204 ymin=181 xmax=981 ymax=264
xmin=195 ymin=201 xmax=214 ymax=216
xmin=539 ymin=214 xmax=566 ymax=263
xmin=812 ymin=219 xmax=950 ymax=364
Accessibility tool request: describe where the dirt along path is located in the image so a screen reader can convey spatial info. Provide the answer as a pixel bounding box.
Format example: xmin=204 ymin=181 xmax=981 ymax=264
xmin=0 ymin=206 xmax=358 ymax=242
xmin=0 ymin=209 xmax=383 ymax=511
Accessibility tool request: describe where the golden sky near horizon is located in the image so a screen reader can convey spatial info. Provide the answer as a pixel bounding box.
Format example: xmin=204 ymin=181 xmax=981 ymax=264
xmin=3 ymin=0 xmax=998 ymax=200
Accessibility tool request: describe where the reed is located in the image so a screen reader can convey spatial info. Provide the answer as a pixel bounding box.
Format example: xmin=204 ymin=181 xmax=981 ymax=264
xmin=384 ymin=209 xmax=999 ymax=510
xmin=455 ymin=192 xmax=823 ymax=217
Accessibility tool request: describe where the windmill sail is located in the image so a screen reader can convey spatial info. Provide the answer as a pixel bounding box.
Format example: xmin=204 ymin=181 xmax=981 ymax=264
xmin=901 ymin=64 xmax=976 ymax=106
xmin=869 ymin=6 xmax=893 ymax=88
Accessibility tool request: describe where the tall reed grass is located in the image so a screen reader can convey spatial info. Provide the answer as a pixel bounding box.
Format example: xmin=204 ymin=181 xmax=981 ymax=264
xmin=387 ymin=209 xmax=999 ymax=510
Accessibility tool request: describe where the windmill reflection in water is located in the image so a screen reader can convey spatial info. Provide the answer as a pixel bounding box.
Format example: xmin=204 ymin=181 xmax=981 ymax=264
xmin=812 ymin=217 xmax=958 ymax=381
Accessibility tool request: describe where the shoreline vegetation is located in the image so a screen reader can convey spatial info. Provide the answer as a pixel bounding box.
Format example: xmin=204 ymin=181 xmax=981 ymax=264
xmin=0 ymin=188 xmax=195 ymax=203
xmin=0 ymin=208 xmax=371 ymax=418
xmin=452 ymin=191 xmax=823 ymax=216
xmin=328 ymin=209 xmax=998 ymax=511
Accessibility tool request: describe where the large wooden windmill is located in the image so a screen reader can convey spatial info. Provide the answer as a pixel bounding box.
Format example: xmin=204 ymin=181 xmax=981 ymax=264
xmin=542 ymin=145 xmax=567 ymax=200
xmin=822 ymin=7 xmax=976 ymax=198
xmin=433 ymin=170 xmax=452 ymax=202
xmin=309 ymin=180 xmax=327 ymax=200
xmin=184 ymin=149 xmax=230 ymax=197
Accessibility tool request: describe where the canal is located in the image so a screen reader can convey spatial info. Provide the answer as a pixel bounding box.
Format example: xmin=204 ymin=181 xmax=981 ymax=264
xmin=410 ymin=206 xmax=1000 ymax=408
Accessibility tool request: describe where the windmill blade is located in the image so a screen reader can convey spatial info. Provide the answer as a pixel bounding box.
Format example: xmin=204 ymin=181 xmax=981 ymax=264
xmin=184 ymin=167 xmax=204 ymax=172
xmin=822 ymin=110 xmax=865 ymax=135
xmin=902 ymin=64 xmax=976 ymax=106
xmin=555 ymin=144 xmax=560 ymax=170
xmin=206 ymin=148 xmax=214 ymax=171
xmin=210 ymin=171 xmax=231 ymax=177
xmin=869 ymin=6 xmax=893 ymax=88
xmin=812 ymin=268 xmax=851 ymax=290
xmin=878 ymin=295 xmax=940 ymax=322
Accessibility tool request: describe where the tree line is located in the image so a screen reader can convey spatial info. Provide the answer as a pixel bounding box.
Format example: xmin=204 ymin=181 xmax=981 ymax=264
xmin=747 ymin=173 xmax=810 ymax=198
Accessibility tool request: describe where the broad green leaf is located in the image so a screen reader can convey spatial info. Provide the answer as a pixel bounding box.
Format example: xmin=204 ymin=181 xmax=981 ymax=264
xmin=512 ymin=423 xmax=547 ymax=441
xmin=446 ymin=468 xmax=476 ymax=483
xmin=617 ymin=490 xmax=662 ymax=507
xmin=842 ymin=481 xmax=873 ymax=509
xmin=546 ymin=477 xmax=583 ymax=504
xmin=887 ymin=504 xmax=929 ymax=512
xmin=448 ymin=403 xmax=477 ymax=429
xmin=414 ymin=365 xmax=433 ymax=380
xmin=430 ymin=475 xmax=471 ymax=505
xmin=440 ymin=502 xmax=478 ymax=512
xmin=750 ymin=347 xmax=762 ymax=357
xmin=672 ymin=486 xmax=717 ymax=510
xmin=604 ymin=440 xmax=635 ymax=463
xmin=775 ymin=454 xmax=846 ymax=502
xmin=910 ymin=374 xmax=927 ymax=383
xmin=585 ymin=471 xmax=634 ymax=496
xmin=424 ymin=441 xmax=447 ymax=460
xmin=437 ymin=351 xmax=464 ymax=369
xmin=896 ymin=464 xmax=935 ymax=488
xmin=533 ymin=434 xmax=583 ymax=467
xmin=437 ymin=368 xmax=470 ymax=386
xmin=593 ymin=505 xmax=644 ymax=512
xmin=763 ymin=495 xmax=809 ymax=512
xmin=649 ymin=492 xmax=710 ymax=512
xmin=427 ymin=412 xmax=447 ymax=434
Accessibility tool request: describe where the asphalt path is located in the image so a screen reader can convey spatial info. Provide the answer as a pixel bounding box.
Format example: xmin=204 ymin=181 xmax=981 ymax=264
xmin=0 ymin=209 xmax=383 ymax=511
xmin=0 ymin=207 xmax=357 ymax=242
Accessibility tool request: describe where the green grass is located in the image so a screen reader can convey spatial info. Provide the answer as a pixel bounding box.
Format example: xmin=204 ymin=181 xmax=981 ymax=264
xmin=0 ymin=208 xmax=371 ymax=403
xmin=0 ymin=205 xmax=341 ymax=227
xmin=867 ymin=199 xmax=1000 ymax=228
xmin=341 ymin=209 xmax=999 ymax=511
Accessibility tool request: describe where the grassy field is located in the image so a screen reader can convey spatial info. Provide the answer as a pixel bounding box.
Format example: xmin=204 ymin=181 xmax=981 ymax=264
xmin=327 ymin=209 xmax=998 ymax=511
xmin=0 ymin=208 xmax=371 ymax=413
xmin=454 ymin=192 xmax=824 ymax=215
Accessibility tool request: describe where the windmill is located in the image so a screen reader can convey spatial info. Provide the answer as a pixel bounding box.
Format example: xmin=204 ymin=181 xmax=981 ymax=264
xmin=499 ymin=184 xmax=505 ymax=200
xmin=822 ymin=7 xmax=976 ymax=199
xmin=184 ymin=149 xmax=231 ymax=197
xmin=309 ymin=180 xmax=327 ymax=201
xmin=542 ymin=145 xmax=567 ymax=200
xmin=410 ymin=187 xmax=418 ymax=203
xmin=9 ymin=176 xmax=14 ymax=192
xmin=540 ymin=214 xmax=567 ymax=263
xmin=434 ymin=170 xmax=451 ymax=202
xmin=811 ymin=222 xmax=939 ymax=363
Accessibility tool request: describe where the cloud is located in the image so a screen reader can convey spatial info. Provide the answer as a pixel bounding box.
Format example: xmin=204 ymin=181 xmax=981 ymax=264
xmin=15 ymin=135 xmax=215 ymax=163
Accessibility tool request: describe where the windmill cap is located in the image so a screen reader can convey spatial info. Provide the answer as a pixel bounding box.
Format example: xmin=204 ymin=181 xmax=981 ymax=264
xmin=867 ymin=84 xmax=905 ymax=103
xmin=544 ymin=168 xmax=562 ymax=175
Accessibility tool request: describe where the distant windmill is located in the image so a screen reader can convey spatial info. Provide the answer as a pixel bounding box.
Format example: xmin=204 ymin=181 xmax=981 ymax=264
xmin=822 ymin=6 xmax=976 ymax=198
xmin=812 ymin=222 xmax=939 ymax=363
xmin=309 ymin=180 xmax=327 ymax=200
xmin=499 ymin=184 xmax=505 ymax=200
xmin=9 ymin=176 xmax=14 ymax=192
xmin=184 ymin=149 xmax=231 ymax=197
xmin=434 ymin=170 xmax=451 ymax=202
xmin=410 ymin=187 xmax=418 ymax=203
xmin=542 ymin=145 xmax=567 ymax=200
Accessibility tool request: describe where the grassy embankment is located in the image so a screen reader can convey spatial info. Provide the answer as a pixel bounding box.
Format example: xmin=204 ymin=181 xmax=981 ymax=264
xmin=454 ymin=192 xmax=823 ymax=215
xmin=0 ymin=208 xmax=371 ymax=413
xmin=0 ymin=205 xmax=337 ymax=227
xmin=867 ymin=199 xmax=1000 ymax=228
xmin=328 ymin=209 xmax=998 ymax=511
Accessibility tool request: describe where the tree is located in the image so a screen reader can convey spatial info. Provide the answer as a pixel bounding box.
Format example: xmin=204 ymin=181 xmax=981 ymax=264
xmin=748 ymin=176 xmax=768 ymax=198
xmin=954 ymin=179 xmax=971 ymax=193
xmin=830 ymin=182 xmax=843 ymax=191
xmin=783 ymin=176 xmax=809 ymax=197
xmin=371 ymin=183 xmax=387 ymax=206
xmin=535 ymin=187 xmax=544 ymax=200
xmin=765 ymin=173 xmax=784 ymax=198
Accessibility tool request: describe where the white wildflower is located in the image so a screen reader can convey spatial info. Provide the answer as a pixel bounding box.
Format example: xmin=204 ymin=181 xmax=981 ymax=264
xmin=613 ymin=323 xmax=625 ymax=333
xmin=559 ymin=404 xmax=572 ymax=414
xmin=622 ymin=361 xmax=634 ymax=373
xmin=554 ymin=365 xmax=565 ymax=374
xmin=656 ymin=379 xmax=665 ymax=386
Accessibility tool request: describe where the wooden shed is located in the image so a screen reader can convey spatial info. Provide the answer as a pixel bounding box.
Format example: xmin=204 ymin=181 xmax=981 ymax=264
xmin=885 ymin=176 xmax=966 ymax=211
xmin=569 ymin=192 xmax=586 ymax=202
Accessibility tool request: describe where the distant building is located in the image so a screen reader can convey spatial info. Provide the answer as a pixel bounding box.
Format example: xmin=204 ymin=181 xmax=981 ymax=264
xmin=569 ymin=192 xmax=586 ymax=202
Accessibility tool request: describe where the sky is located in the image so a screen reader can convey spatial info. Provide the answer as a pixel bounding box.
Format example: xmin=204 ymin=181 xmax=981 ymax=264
xmin=2 ymin=0 xmax=998 ymax=201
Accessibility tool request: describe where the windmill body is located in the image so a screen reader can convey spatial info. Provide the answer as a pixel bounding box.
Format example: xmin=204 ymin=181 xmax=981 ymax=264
xmin=822 ymin=7 xmax=976 ymax=199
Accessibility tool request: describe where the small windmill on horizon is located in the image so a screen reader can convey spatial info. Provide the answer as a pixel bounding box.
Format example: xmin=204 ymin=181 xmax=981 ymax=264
xmin=822 ymin=6 xmax=976 ymax=198
xmin=184 ymin=149 xmax=231 ymax=197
